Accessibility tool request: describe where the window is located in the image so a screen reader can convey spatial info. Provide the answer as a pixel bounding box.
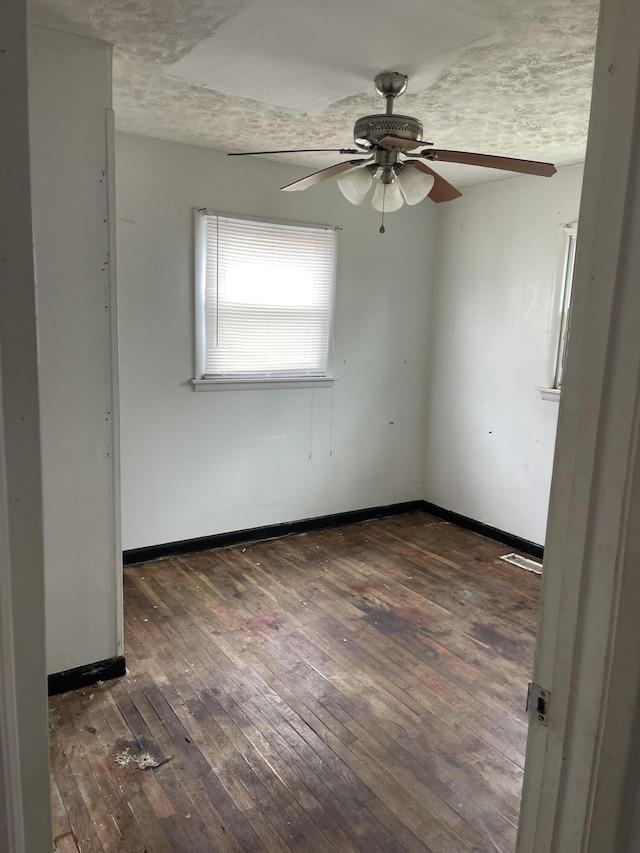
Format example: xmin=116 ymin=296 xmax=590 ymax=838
xmin=194 ymin=210 xmax=336 ymax=386
xmin=553 ymin=225 xmax=577 ymax=389
xmin=539 ymin=222 xmax=577 ymax=400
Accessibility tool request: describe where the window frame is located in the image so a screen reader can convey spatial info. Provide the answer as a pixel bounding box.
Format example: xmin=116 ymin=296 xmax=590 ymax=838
xmin=539 ymin=222 xmax=578 ymax=401
xmin=192 ymin=209 xmax=338 ymax=391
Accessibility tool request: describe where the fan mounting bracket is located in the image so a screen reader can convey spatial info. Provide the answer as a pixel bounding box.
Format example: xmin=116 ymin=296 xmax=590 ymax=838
xmin=374 ymin=72 xmax=409 ymax=99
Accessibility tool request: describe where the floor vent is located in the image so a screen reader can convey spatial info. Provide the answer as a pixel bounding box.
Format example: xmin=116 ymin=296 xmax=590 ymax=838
xmin=500 ymin=553 xmax=543 ymax=574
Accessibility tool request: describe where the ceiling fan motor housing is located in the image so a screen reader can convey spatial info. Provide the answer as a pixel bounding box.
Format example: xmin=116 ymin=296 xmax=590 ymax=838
xmin=353 ymin=114 xmax=424 ymax=149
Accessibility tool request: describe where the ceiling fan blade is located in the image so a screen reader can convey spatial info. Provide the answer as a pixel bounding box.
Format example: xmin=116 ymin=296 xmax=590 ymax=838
xmin=228 ymin=147 xmax=360 ymax=156
xmin=420 ymin=149 xmax=557 ymax=177
xmin=378 ymin=135 xmax=430 ymax=152
xmin=403 ymin=160 xmax=462 ymax=203
xmin=281 ymin=159 xmax=371 ymax=192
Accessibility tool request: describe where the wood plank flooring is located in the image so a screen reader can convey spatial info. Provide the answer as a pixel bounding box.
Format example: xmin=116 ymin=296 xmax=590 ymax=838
xmin=49 ymin=513 xmax=540 ymax=853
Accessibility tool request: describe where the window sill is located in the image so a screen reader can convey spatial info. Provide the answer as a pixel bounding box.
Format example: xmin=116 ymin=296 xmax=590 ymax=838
xmin=191 ymin=376 xmax=337 ymax=392
xmin=537 ymin=386 xmax=561 ymax=402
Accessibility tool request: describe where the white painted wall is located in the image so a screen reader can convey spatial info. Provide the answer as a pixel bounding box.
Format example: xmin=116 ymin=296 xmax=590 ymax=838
xmin=28 ymin=27 xmax=122 ymax=674
xmin=424 ymin=164 xmax=584 ymax=546
xmin=116 ymin=133 xmax=437 ymax=550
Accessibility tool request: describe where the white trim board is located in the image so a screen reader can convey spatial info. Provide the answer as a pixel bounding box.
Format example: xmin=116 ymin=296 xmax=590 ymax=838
xmin=517 ymin=0 xmax=640 ymax=849
xmin=0 ymin=5 xmax=51 ymax=850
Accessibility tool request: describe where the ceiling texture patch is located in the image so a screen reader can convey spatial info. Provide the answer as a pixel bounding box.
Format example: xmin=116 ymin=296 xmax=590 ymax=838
xmin=165 ymin=0 xmax=496 ymax=111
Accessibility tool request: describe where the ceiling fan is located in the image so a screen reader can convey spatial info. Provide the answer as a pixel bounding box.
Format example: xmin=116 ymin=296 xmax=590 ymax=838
xmin=228 ymin=71 xmax=557 ymax=232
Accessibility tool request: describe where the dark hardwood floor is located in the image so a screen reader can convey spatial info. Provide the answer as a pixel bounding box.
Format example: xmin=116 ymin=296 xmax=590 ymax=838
xmin=49 ymin=513 xmax=540 ymax=853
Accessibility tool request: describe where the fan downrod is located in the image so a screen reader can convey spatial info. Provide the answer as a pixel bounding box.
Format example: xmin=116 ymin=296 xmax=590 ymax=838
xmin=354 ymin=72 xmax=422 ymax=150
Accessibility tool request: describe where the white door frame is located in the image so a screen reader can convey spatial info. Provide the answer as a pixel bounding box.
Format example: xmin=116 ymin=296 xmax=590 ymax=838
xmin=3 ymin=0 xmax=640 ymax=850
xmin=0 ymin=2 xmax=52 ymax=852
xmin=517 ymin=0 xmax=640 ymax=849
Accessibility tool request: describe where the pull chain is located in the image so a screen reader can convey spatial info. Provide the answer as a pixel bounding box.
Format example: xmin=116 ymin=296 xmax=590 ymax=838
xmin=379 ymin=184 xmax=386 ymax=234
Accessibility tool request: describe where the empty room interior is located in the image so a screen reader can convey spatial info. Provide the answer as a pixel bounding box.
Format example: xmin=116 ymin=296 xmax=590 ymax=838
xmin=5 ymin=0 xmax=614 ymax=850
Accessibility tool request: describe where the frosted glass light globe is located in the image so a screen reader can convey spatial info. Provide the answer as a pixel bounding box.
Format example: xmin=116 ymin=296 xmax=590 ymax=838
xmin=337 ymin=167 xmax=373 ymax=205
xmin=397 ymin=165 xmax=435 ymax=204
xmin=371 ymin=180 xmax=404 ymax=212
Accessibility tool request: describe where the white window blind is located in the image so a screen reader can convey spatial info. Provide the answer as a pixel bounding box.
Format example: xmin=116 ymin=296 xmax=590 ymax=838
xmin=197 ymin=212 xmax=336 ymax=380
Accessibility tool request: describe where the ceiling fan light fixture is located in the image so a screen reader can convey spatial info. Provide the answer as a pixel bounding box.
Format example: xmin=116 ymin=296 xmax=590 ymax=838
xmin=232 ymin=72 xmax=557 ymax=229
xmin=337 ymin=167 xmax=373 ymax=206
xmin=397 ymin=165 xmax=435 ymax=205
xmin=371 ymin=179 xmax=404 ymax=213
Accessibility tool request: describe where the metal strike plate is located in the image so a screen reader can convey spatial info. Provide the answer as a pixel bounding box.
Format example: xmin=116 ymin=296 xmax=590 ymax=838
xmin=527 ymin=682 xmax=551 ymax=727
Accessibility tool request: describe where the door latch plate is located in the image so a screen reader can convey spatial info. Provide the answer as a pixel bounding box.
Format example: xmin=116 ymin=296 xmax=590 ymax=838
xmin=527 ymin=682 xmax=551 ymax=726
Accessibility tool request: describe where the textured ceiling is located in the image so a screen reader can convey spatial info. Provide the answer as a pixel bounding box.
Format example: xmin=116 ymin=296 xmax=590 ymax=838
xmin=29 ymin=0 xmax=598 ymax=187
